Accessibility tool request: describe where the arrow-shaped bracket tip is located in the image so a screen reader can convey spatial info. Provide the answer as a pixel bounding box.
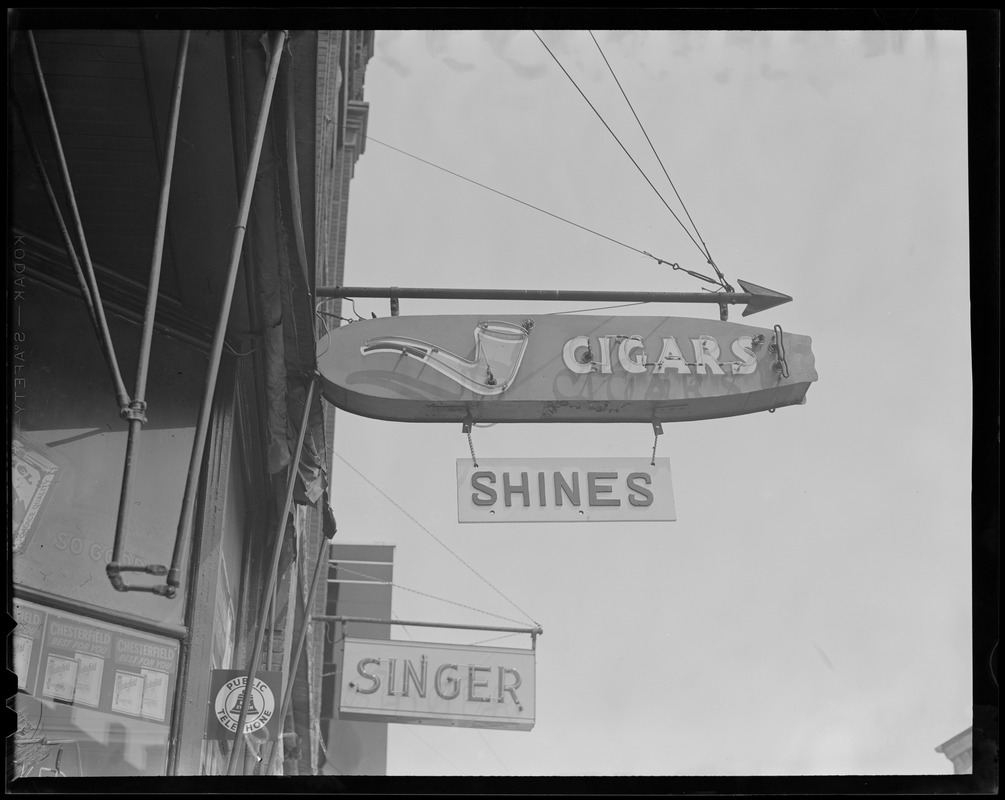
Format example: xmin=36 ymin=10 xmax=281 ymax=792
xmin=737 ymin=279 xmax=793 ymax=316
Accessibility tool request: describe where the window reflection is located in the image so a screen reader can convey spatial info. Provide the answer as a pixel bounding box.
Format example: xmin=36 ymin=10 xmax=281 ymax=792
xmin=14 ymin=696 xmax=169 ymax=778
xmin=13 ymin=282 xmax=205 ymax=625
xmin=12 ymin=600 xmax=180 ymax=778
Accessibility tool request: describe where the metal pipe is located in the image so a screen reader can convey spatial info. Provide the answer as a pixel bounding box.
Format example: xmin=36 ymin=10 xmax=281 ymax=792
xmin=318 ymin=285 xmax=742 ymax=305
xmin=267 ymin=577 xmax=277 ymax=671
xmin=265 ymin=532 xmax=333 ymax=775
xmin=134 ymin=31 xmax=190 ymax=414
xmin=167 ymin=30 xmax=288 ymax=594
xmin=10 ymin=98 xmax=89 ymax=307
xmin=109 ymin=30 xmax=190 ymax=590
xmin=26 ymin=31 xmax=131 ymax=410
xmin=314 ymin=615 xmax=543 ymax=637
xmin=18 ymin=103 xmax=174 ymax=592
xmin=315 ymin=283 xmax=792 ymax=318
xmin=227 ymin=377 xmax=316 ymax=775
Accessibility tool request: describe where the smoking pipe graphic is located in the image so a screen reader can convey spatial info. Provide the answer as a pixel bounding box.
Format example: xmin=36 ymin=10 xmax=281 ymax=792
xmin=360 ymin=319 xmax=534 ymax=395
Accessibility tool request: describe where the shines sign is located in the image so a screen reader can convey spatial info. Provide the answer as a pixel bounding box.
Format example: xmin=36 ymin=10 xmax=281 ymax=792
xmin=457 ymin=458 xmax=676 ymax=523
xmin=317 ymin=314 xmax=816 ymax=424
xmin=339 ymin=637 xmax=535 ymax=731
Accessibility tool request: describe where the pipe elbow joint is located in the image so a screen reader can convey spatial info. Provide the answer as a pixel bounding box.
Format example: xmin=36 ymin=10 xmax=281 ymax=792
xmin=106 ymin=563 xmax=129 ymax=592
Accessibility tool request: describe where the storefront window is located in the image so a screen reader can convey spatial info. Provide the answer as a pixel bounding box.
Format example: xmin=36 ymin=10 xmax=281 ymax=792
xmin=12 ymin=599 xmax=180 ymax=778
xmin=13 ymin=281 xmax=205 ymax=625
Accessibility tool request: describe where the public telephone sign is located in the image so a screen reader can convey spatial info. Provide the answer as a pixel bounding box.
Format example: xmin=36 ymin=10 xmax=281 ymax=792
xmin=457 ymin=458 xmax=676 ymax=523
xmin=317 ymin=314 xmax=816 ymax=424
xmin=206 ymin=670 xmax=282 ymax=740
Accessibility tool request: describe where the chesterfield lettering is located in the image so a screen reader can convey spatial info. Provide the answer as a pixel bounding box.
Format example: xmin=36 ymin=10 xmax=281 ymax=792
xmin=116 ymin=639 xmax=174 ymax=662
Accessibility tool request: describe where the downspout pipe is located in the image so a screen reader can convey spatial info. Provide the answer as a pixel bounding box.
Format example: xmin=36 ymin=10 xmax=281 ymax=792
xmin=108 ymin=30 xmax=191 ymax=593
xmin=24 ymin=30 xmax=130 ymax=410
xmin=227 ymin=377 xmax=316 ymax=775
xmin=166 ymin=30 xmax=288 ymax=597
xmin=265 ymin=518 xmax=336 ymax=775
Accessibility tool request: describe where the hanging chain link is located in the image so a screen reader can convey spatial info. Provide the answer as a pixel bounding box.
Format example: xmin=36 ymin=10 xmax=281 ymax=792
xmin=467 ymin=427 xmax=479 ymax=468
xmin=650 ymin=421 xmax=663 ymax=466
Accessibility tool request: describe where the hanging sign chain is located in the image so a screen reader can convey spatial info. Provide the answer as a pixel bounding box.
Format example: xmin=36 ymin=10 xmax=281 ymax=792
xmin=650 ymin=421 xmax=663 ymax=466
xmin=463 ymin=418 xmax=478 ymax=467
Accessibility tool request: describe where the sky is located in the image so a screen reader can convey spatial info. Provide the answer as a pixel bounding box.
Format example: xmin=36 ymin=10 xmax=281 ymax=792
xmin=327 ymin=28 xmax=974 ymax=777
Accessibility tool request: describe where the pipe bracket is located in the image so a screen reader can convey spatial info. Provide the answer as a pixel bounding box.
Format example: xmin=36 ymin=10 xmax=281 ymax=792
xmin=106 ymin=562 xmax=175 ymax=595
xmin=120 ymin=400 xmax=148 ymax=424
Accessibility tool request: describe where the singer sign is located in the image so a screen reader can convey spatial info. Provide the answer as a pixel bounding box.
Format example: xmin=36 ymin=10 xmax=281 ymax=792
xmin=339 ymin=637 xmax=535 ymax=731
xmin=317 ymin=314 xmax=816 ymax=424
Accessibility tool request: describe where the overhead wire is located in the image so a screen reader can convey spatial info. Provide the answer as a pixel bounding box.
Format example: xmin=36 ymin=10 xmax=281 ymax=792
xmin=364 ymin=135 xmax=658 ymax=262
xmin=314 ymin=302 xmax=335 ymax=358
xmin=402 ymin=725 xmax=465 ymax=772
xmin=532 ymin=30 xmax=718 ymax=276
xmin=314 ymin=719 xmax=342 ymax=775
xmin=587 ymin=31 xmax=732 ymax=292
xmin=334 ymin=563 xmax=532 ymax=627
xmin=477 ymin=731 xmax=510 ymax=774
xmin=364 ymin=135 xmax=721 ymax=287
xmin=468 ymin=631 xmax=521 ymax=646
xmin=334 ymin=452 xmax=540 ymax=627
xmin=346 ymin=297 xmax=368 ymax=320
xmin=544 ymin=300 xmax=649 ymax=315
xmin=315 ymin=298 xmax=364 ymax=358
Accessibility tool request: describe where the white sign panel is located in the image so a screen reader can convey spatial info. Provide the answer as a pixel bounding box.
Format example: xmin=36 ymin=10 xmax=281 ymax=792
xmin=339 ymin=638 xmax=535 ymax=731
xmin=457 ymin=458 xmax=676 ymax=523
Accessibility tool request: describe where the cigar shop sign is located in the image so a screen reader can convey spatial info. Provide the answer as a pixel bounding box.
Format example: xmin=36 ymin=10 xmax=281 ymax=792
xmin=340 ymin=637 xmax=535 ymax=731
xmin=317 ymin=314 xmax=817 ymax=424
xmin=318 ymin=313 xmax=815 ymax=523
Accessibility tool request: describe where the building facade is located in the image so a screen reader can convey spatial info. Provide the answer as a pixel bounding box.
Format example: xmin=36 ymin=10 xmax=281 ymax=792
xmin=322 ymin=542 xmax=395 ymax=776
xmin=935 ymin=727 xmax=974 ymax=775
xmin=9 ymin=25 xmax=374 ymax=779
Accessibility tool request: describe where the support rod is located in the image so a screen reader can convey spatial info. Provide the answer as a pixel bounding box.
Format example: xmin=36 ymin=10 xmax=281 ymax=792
xmin=25 ymin=30 xmax=130 ymax=410
xmin=317 ymin=286 xmax=735 ymax=303
xmin=109 ymin=30 xmax=190 ymax=593
xmin=265 ymin=530 xmax=334 ymax=775
xmin=135 ymin=30 xmax=191 ymax=416
xmin=314 ymin=615 xmax=543 ymax=637
xmin=167 ymin=30 xmax=287 ymax=595
xmin=315 ymin=283 xmax=791 ymax=317
xmin=227 ymin=377 xmax=315 ymax=775
xmin=267 ymin=579 xmax=277 ymax=671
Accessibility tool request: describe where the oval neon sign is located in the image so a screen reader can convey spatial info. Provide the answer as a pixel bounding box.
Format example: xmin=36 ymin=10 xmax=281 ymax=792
xmin=317 ymin=314 xmax=817 ymax=423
